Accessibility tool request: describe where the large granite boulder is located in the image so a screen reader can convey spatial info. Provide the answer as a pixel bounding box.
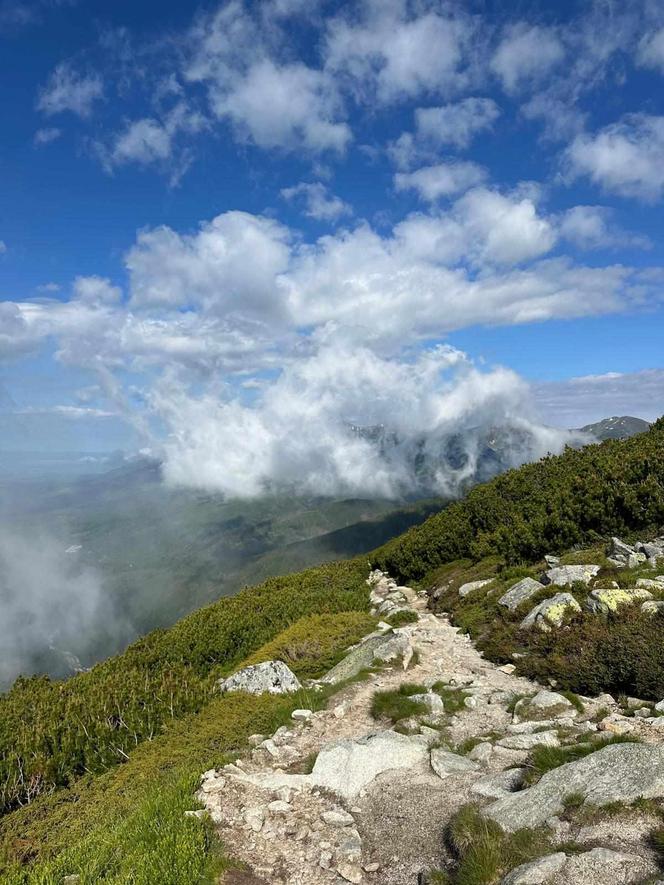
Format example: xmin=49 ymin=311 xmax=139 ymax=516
xmin=217 ymin=660 xmax=302 ymax=695
xmin=310 ymin=731 xmax=430 ymax=800
xmin=485 ymin=742 xmax=664 ymax=832
xmin=498 ymin=578 xmax=545 ymax=612
xmin=520 ymin=593 xmax=581 ymax=631
xmin=542 ymin=565 xmax=600 ymax=587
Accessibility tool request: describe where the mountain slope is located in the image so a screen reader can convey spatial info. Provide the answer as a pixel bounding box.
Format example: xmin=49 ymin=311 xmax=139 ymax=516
xmin=580 ymin=414 xmax=651 ymax=440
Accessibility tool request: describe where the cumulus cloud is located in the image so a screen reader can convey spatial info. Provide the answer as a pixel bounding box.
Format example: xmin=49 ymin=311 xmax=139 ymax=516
xmin=491 ymin=24 xmax=564 ymax=93
xmin=126 ymin=210 xmax=291 ymax=315
xmin=72 ymin=275 xmax=122 ymax=304
xmin=566 ymin=115 xmax=664 ymax=201
xmin=324 ymin=2 xmax=476 ymax=104
xmin=394 ymin=161 xmax=487 ymax=201
xmin=156 ymin=344 xmax=576 ymax=499
xmin=37 ymin=62 xmax=103 ymax=117
xmin=281 ymin=181 xmax=351 ymax=220
xmin=558 ymin=205 xmax=649 ymax=250
xmin=414 ymin=98 xmax=500 ymax=149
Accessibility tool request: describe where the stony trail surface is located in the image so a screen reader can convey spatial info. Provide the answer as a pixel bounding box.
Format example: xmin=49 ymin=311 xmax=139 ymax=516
xmin=198 ymin=575 xmax=664 ymax=885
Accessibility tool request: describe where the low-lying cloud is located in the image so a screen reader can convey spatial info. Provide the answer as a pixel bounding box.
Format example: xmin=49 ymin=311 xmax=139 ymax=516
xmin=0 ymin=530 xmax=130 ymax=687
xmin=157 ymin=344 xmax=581 ymax=499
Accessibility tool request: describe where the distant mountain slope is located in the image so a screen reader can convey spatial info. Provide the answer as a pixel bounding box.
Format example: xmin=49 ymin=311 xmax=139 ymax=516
xmin=580 ymin=415 xmax=651 ymax=441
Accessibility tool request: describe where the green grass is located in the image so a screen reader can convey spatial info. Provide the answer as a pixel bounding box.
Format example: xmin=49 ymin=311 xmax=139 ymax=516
xmin=370 ymin=684 xmax=429 ymax=723
xmin=385 ymin=609 xmax=419 ymax=627
xmin=523 ymin=735 xmax=641 ymax=785
xmin=0 ymin=610 xmax=375 ymax=879
xmin=431 ymin=683 xmax=470 ymax=714
xmin=445 ymin=805 xmax=551 ymax=885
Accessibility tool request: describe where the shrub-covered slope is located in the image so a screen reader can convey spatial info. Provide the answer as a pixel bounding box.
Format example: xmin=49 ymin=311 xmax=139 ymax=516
xmin=2 ymin=418 xmax=664 ymax=880
xmin=374 ymin=416 xmax=664 ymax=580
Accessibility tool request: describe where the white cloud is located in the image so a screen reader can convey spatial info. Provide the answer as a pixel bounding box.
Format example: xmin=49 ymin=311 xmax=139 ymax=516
xmin=281 ymin=182 xmax=351 ymax=220
xmin=637 ymin=27 xmax=664 ymax=72
xmin=34 ymin=126 xmax=62 ymax=146
xmin=452 ymin=187 xmax=557 ymax=265
xmin=324 ymin=4 xmax=474 ymax=104
xmin=394 ymin=161 xmax=487 ymax=201
xmin=157 ymin=343 xmax=573 ymax=499
xmin=0 ymin=240 xmax=6 ymax=254
xmin=415 ymin=98 xmax=500 ymax=149
xmin=491 ymin=24 xmax=564 ymax=93
xmin=558 ymin=205 xmax=649 ymax=250
xmin=72 ymin=275 xmax=122 ymax=305
xmin=126 ymin=210 xmax=291 ymax=316
xmin=37 ymin=62 xmax=103 ymax=117
xmin=213 ymin=59 xmax=350 ymax=152
xmin=535 ymin=368 xmax=664 ymax=428
xmin=566 ymin=114 xmax=664 ymax=201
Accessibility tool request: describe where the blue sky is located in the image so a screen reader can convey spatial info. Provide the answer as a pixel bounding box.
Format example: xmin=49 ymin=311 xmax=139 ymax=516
xmin=1 ymin=0 xmax=664 ymax=491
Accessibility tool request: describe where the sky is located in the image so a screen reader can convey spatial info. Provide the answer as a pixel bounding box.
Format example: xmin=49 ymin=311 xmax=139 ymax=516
xmin=1 ymin=0 xmax=664 ymax=493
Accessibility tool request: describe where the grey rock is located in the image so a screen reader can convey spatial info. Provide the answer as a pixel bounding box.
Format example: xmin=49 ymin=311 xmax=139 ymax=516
xmin=636 ymin=577 xmax=664 ymax=590
xmin=642 ymin=599 xmax=664 ymax=615
xmin=520 ymin=593 xmax=581 ymax=631
xmin=468 ymin=742 xmax=493 ymax=764
xmin=471 ymin=767 xmax=526 ymax=799
xmin=485 ymin=742 xmax=664 ymax=832
xmin=542 ymin=564 xmax=600 ymax=587
xmin=544 ymin=555 xmax=560 ymax=568
xmin=560 ymin=847 xmax=652 ymax=885
xmin=458 ymin=578 xmax=493 ymax=598
xmin=496 ymin=730 xmax=560 ymax=751
xmin=640 ymin=542 xmax=664 ymax=558
xmin=291 ymin=709 xmax=312 ymax=721
xmin=310 ymin=731 xmax=430 ymax=800
xmin=498 ymin=578 xmax=545 ymax=612
xmin=430 ymin=747 xmax=479 ymax=779
xmin=501 ymin=852 xmax=566 ymax=884
xmin=321 ymin=632 xmax=404 ymax=684
xmin=655 ymin=699 xmax=664 ymax=713
xmin=610 ymin=537 xmax=634 ymax=557
xmin=321 ymin=809 xmax=354 ymax=827
xmin=513 ymin=690 xmax=576 ymax=722
xmin=218 ymin=660 xmax=302 ymax=695
xmin=372 ymin=632 xmax=411 ymax=665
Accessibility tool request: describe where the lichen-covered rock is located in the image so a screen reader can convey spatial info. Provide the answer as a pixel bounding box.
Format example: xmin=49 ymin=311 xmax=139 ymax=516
xmin=485 ymin=742 xmax=664 ymax=833
xmin=520 ymin=593 xmax=582 ymax=631
xmin=542 ymin=564 xmax=600 ymax=587
xmin=636 ymin=577 xmax=664 ymax=590
xmin=641 ymin=599 xmax=664 ymax=615
xmin=321 ymin=632 xmax=408 ymax=684
xmin=458 ymin=578 xmax=493 ymax=598
xmin=470 ymin=767 xmax=526 ymax=799
xmin=585 ymin=586 xmax=652 ymax=615
xmin=218 ymin=660 xmax=302 ymax=695
xmin=498 ymin=578 xmax=545 ymax=612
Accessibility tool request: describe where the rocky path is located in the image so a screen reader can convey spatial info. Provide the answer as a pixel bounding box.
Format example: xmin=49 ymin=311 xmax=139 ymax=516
xmin=197 ymin=573 xmax=664 ymax=885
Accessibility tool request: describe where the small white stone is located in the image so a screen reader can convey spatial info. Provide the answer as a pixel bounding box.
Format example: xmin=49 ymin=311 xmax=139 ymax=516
xmin=321 ymin=809 xmax=355 ymax=827
xmin=337 ymin=861 xmax=363 ymax=883
xmin=267 ymin=800 xmax=292 ymax=814
xmin=291 ymin=709 xmax=313 ymax=721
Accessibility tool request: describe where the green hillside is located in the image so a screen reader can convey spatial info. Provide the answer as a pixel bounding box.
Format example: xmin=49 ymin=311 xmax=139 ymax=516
xmin=2 ymin=418 xmax=664 ymax=881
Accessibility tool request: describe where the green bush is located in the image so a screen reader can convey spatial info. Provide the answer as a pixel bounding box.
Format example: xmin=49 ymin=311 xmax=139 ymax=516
xmin=374 ymin=420 xmax=664 ymax=580
xmin=0 ymin=559 xmax=369 ymax=815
